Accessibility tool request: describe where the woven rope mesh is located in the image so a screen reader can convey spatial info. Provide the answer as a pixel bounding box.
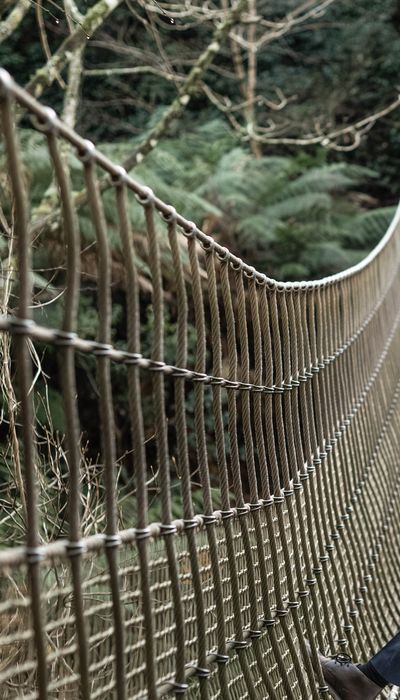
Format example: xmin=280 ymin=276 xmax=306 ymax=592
xmin=0 ymin=69 xmax=400 ymax=699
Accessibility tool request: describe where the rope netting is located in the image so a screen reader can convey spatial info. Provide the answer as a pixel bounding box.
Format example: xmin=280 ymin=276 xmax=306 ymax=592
xmin=0 ymin=68 xmax=400 ymax=699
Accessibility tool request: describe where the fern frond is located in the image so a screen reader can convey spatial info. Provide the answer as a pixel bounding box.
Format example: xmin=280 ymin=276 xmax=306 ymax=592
xmin=284 ymin=164 xmax=376 ymax=198
xmin=302 ymin=241 xmax=362 ymax=274
xmin=262 ymin=192 xmax=332 ymax=221
xmin=351 ymin=206 xmax=396 ymax=245
xmin=237 ymin=214 xmax=278 ymax=244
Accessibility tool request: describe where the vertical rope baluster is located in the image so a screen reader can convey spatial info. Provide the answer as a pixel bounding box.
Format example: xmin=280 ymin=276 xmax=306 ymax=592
xmin=364 ymin=381 xmax=400 ymax=639
xmin=280 ymin=288 xmax=327 ymax=672
xmin=277 ymin=286 xmax=331 ymax=672
xmin=298 ymin=354 xmax=336 ymax=652
xmin=142 ymin=198 xmax=187 ymax=696
xmin=235 ymin=267 xmax=294 ymax=698
xmin=358 ymin=372 xmax=400 ymax=643
xmin=349 ymin=297 xmax=400 ymax=644
xmin=351 ymin=349 xmax=392 ymax=645
xmin=269 ymin=289 xmax=291 ymax=490
xmin=276 ymin=291 xmax=298 ymax=482
xmin=314 ymin=286 xmax=359 ymax=654
xmin=283 ymin=289 xmax=335 ymax=686
xmin=301 ymin=288 xmax=318 ymax=461
xmin=313 ymin=283 xmax=364 ymax=650
xmin=308 ymin=287 xmax=325 ymax=456
xmin=293 ymin=289 xmax=313 ymax=471
xmin=255 ymin=282 xmax=301 ymax=700
xmin=262 ymin=286 xmax=313 ymax=699
xmin=330 ymin=274 xmax=398 ymax=652
xmin=375 ymin=384 xmax=400 ymax=620
xmin=113 ymin=180 xmax=158 ymax=699
xmin=259 ymin=287 xmax=281 ymax=496
xmin=249 ymin=278 xmax=272 ymax=500
xmin=204 ymin=251 xmax=269 ymax=699
xmin=83 ymin=155 xmax=126 ymax=700
xmin=167 ymin=212 xmax=209 ymax=699
xmin=301 ymin=287 xmax=344 ymax=651
xmin=316 ymin=287 xmax=333 ymax=447
xmin=338 ymin=276 xmax=390 ymax=620
xmin=206 ymin=253 xmax=251 ymax=686
xmin=320 ymin=283 xmax=369 ymax=657
xmin=187 ymin=235 xmax=230 ymax=700
xmin=366 ymin=279 xmax=400 ymax=625
xmin=0 ymin=79 xmax=49 ymax=700
xmin=286 ymin=292 xmax=306 ymax=474
xmin=248 ymin=277 xmax=299 ymax=699
xmin=47 ymin=132 xmax=91 ymax=700
xmin=331 ymin=282 xmax=346 ymax=431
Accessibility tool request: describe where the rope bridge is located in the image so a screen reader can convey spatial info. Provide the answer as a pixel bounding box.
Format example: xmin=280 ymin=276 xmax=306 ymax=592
xmin=0 ymin=68 xmax=399 ymax=700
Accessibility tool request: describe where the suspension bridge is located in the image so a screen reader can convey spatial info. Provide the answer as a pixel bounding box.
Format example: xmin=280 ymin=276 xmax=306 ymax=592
xmin=0 ymin=68 xmax=399 ymax=699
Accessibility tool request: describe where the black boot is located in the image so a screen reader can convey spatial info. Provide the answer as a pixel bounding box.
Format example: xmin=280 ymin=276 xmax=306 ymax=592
xmin=309 ymin=649 xmax=384 ymax=700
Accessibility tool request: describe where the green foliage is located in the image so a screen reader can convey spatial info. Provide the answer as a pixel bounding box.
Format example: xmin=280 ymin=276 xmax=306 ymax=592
xmin=1 ymin=0 xmax=400 ymax=197
xmin=195 ymin=146 xmax=394 ymax=279
xmin=347 ymin=207 xmax=397 ymax=247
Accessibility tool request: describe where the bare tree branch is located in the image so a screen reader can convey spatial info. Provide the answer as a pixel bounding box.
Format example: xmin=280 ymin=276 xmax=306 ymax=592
xmin=201 ymin=81 xmax=290 ymax=114
xmin=247 ymin=94 xmax=400 ymax=150
xmin=245 ymin=0 xmax=261 ymax=156
xmin=35 ymin=0 xmax=66 ymax=88
xmin=25 ymin=0 xmax=123 ymax=98
xmin=135 ymin=0 xmax=224 ymax=25
xmin=84 ymin=66 xmax=185 ymax=81
xmin=63 ymin=0 xmax=82 ymax=25
xmin=122 ymin=0 xmax=249 ymax=171
xmin=229 ymin=0 xmax=338 ymax=49
xmin=0 ymin=0 xmax=30 ymax=43
xmin=62 ymin=44 xmax=84 ymax=128
xmin=23 ymin=0 xmax=396 ymax=241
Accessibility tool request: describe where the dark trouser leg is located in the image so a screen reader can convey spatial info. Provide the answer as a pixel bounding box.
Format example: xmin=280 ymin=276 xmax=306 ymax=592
xmin=360 ymin=631 xmax=400 ymax=686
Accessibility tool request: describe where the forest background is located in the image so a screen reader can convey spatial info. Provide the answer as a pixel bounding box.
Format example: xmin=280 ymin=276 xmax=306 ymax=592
xmin=1 ymin=0 xmax=400 ymax=537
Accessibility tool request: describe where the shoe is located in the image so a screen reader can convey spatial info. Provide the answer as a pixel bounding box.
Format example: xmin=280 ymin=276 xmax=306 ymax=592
xmin=309 ymin=649 xmax=383 ymax=700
